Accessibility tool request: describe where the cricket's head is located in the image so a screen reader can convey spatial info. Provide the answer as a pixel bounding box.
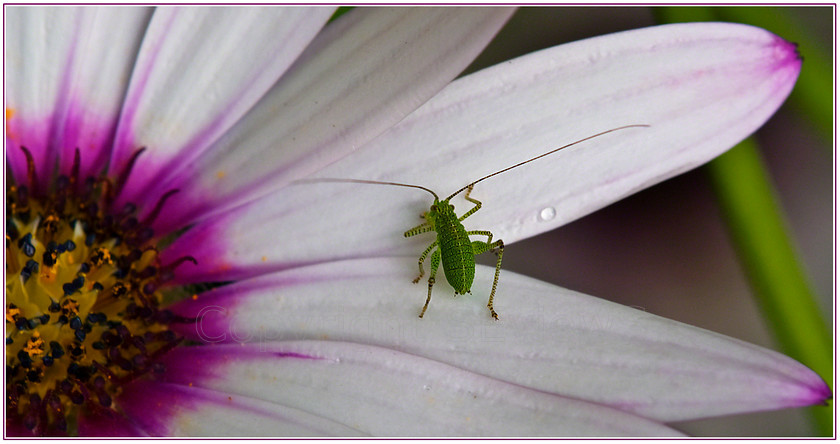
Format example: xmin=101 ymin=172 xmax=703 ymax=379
xmin=426 ymin=198 xmax=456 ymax=223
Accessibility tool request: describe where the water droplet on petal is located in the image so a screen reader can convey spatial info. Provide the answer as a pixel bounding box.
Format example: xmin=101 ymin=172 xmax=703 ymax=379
xmin=539 ymin=207 xmax=556 ymax=222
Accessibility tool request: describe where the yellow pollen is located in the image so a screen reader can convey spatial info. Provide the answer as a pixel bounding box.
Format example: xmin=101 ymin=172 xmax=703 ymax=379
xmin=60 ymin=298 xmax=80 ymax=316
xmin=216 ymin=170 xmax=226 ymax=179
xmin=6 ymin=305 xmax=22 ymax=323
xmin=23 ymin=332 xmax=45 ymax=357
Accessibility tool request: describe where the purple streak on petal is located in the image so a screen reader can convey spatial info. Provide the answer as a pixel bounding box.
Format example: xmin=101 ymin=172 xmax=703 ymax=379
xmin=77 ymin=403 xmax=147 ymax=437
xmin=153 ymin=344 xmax=323 ymax=388
xmin=57 ymin=101 xmax=120 ymax=180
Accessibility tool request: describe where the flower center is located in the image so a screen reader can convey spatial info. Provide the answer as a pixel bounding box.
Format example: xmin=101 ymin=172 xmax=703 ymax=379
xmin=5 ymin=148 xmax=190 ymax=435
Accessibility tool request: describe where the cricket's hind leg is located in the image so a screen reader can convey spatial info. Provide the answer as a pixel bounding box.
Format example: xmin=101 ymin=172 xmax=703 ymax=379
xmin=471 ymin=238 xmax=504 ymax=320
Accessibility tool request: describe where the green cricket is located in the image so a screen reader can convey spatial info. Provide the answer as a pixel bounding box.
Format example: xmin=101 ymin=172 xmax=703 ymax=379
xmin=300 ymin=124 xmax=648 ymax=319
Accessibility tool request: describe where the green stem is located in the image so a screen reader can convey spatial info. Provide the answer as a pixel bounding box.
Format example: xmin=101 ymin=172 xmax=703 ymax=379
xmin=706 ymin=140 xmax=833 ymax=436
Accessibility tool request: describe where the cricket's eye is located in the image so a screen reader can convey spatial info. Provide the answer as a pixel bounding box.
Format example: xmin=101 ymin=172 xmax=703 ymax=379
xmin=448 ymin=204 xmax=455 ymax=211
xmin=430 ymin=204 xmax=437 ymax=212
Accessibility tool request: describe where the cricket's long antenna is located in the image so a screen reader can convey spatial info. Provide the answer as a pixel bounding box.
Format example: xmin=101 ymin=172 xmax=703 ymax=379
xmin=445 ymin=124 xmax=650 ymax=201
xmin=294 ymin=177 xmax=440 ymax=200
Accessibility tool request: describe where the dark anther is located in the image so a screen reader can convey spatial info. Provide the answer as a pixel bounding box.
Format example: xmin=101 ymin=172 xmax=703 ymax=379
xmin=74 ymin=329 xmax=86 ymax=342
xmin=101 ymin=331 xmax=122 ymax=348
xmin=15 ymin=317 xmax=32 ymax=331
xmin=62 ymin=282 xmax=79 ymax=296
xmin=48 ymin=301 xmax=61 ymax=313
xmin=143 ymin=188 xmax=179 ymax=226
xmin=85 ymin=233 xmax=96 ymax=247
xmin=17 ymin=350 xmax=33 ymax=368
xmin=18 ymin=233 xmax=35 ymax=257
xmin=142 ymin=282 xmax=157 ymax=295
xmin=42 ymin=249 xmax=58 ymax=267
xmin=26 ymin=369 xmax=41 ymax=382
xmin=38 ymin=314 xmax=50 ymax=325
xmin=80 ymin=263 xmax=91 ymax=273
xmin=49 ymin=341 xmax=65 ymax=358
xmin=41 ymin=355 xmax=54 ymax=367
xmin=92 ymin=281 xmax=103 ymax=291
xmin=69 ymin=317 xmax=82 ymax=330
xmin=86 ymin=312 xmax=106 ymax=324
xmin=20 ymin=259 xmax=39 ymax=282
xmin=69 ymin=391 xmax=84 ymax=405
xmin=69 ymin=344 xmax=84 ymax=358
xmin=63 ymin=240 xmax=76 ymax=251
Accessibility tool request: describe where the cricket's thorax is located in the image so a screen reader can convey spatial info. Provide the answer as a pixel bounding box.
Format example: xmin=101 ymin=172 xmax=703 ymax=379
xmin=430 ymin=201 xmax=475 ymax=294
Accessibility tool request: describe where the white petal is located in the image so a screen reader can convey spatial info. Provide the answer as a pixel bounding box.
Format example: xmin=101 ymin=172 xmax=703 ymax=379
xmin=118 ymin=379 xmax=362 ymax=436
xmin=57 ymin=7 xmax=152 ymax=179
xmin=109 ymin=6 xmax=335 ymax=207
xmin=169 ymin=257 xmax=830 ymax=423
xmin=156 ymin=341 xmax=681 ymax=436
xmin=162 ymin=22 xmax=800 ymax=283
xmin=6 ymin=7 xmax=82 ymax=186
xmin=146 ymin=7 xmax=514 ymax=233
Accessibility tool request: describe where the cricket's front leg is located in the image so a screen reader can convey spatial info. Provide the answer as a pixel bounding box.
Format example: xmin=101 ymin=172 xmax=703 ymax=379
xmin=412 ymin=240 xmax=438 ymax=284
xmin=458 ymin=184 xmax=482 ymax=222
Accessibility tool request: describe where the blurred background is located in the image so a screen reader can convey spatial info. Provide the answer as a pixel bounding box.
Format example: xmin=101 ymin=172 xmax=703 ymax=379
xmin=464 ymin=7 xmax=833 ymax=437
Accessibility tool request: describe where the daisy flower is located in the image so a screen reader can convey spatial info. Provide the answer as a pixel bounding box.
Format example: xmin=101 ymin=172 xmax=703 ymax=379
xmin=5 ymin=6 xmax=830 ymax=436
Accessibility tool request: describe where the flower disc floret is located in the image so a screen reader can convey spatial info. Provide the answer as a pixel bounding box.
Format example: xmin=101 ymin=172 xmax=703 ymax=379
xmin=5 ymin=148 xmax=189 ymax=434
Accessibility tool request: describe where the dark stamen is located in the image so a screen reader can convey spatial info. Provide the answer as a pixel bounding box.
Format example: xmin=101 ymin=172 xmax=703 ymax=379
xmin=19 ymin=146 xmax=39 ymax=194
xmin=142 ymin=188 xmax=179 ymax=227
xmin=113 ymin=147 xmax=146 ymax=200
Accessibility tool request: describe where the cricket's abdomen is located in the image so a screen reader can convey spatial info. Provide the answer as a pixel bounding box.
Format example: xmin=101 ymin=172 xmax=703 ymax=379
xmin=437 ymin=213 xmax=475 ymax=294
